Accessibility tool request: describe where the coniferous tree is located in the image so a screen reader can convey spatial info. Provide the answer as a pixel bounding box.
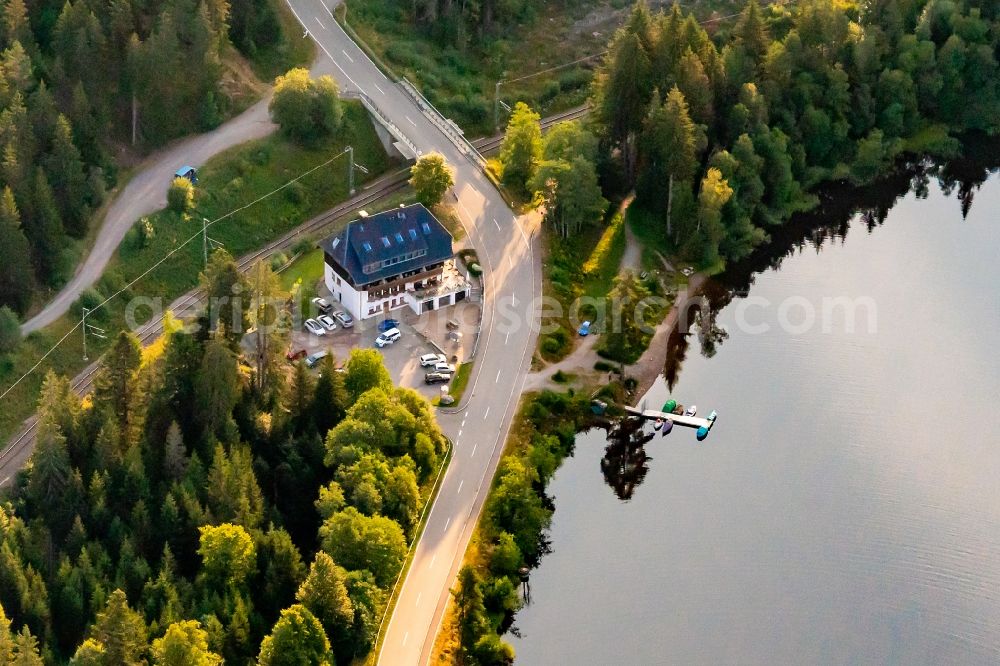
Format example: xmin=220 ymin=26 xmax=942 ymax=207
xmin=0 ymin=185 xmax=33 ymax=313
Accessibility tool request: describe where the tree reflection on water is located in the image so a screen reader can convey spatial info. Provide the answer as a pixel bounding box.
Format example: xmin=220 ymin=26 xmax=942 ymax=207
xmin=600 ymin=416 xmax=654 ymax=500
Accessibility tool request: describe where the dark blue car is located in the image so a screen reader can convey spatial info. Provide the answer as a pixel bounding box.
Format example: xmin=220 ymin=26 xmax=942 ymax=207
xmin=378 ymin=318 xmax=400 ymax=332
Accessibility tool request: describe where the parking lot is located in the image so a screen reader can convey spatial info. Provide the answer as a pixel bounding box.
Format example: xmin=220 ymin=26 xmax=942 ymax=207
xmin=287 ymin=301 xmax=479 ymax=402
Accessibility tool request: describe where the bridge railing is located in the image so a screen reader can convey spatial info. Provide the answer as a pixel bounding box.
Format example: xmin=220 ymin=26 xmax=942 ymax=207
xmin=343 ymin=90 xmax=420 ymax=159
xmin=399 ymin=78 xmax=488 ymax=170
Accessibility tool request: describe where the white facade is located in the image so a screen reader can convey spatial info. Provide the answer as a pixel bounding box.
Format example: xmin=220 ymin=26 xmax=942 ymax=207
xmin=324 ymin=259 xmax=470 ymax=322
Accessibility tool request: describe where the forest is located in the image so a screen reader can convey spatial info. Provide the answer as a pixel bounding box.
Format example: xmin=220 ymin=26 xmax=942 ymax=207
xmin=587 ymin=0 xmax=1000 ymax=267
xmin=0 ymin=255 xmax=448 ymax=663
xmin=0 ymin=0 xmax=299 ymax=316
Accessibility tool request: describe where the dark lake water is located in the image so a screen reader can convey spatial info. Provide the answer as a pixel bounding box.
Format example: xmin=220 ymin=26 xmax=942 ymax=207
xmin=509 ymin=152 xmax=1000 ymax=665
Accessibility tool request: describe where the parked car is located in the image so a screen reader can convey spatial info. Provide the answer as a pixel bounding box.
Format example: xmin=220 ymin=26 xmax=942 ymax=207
xmin=424 ymin=371 xmax=451 ymax=384
xmin=311 ymin=297 xmax=333 ymax=314
xmin=304 ymin=318 xmax=326 ymax=336
xmin=420 ymin=353 xmax=447 ymax=367
xmin=434 ymin=361 xmax=456 ymax=373
xmin=446 ymin=318 xmax=460 ymax=330
xmin=375 ymin=327 xmax=401 ymax=347
xmin=378 ymin=318 xmax=400 ymax=332
xmin=578 ymin=320 xmax=591 ymax=336
xmin=305 ymin=350 xmax=328 ymax=368
xmin=333 ymin=310 xmax=354 ymax=328
xmin=286 ymin=348 xmax=307 ymax=362
xmin=317 ymin=314 xmax=338 ymax=332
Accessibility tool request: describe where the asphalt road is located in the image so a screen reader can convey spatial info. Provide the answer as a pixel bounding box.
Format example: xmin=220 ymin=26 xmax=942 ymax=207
xmin=20 ymin=55 xmax=351 ymax=335
xmin=281 ymin=2 xmax=542 ymax=662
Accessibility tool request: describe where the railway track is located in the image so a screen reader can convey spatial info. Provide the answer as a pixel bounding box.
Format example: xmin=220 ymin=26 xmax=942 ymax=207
xmin=0 ymin=171 xmax=411 ymax=484
xmin=0 ymin=104 xmax=587 ymax=484
xmin=472 ymin=104 xmax=590 ymax=154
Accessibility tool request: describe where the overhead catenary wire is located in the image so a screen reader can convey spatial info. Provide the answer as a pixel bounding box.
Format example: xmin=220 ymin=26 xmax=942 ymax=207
xmin=0 ymin=146 xmax=354 ymax=402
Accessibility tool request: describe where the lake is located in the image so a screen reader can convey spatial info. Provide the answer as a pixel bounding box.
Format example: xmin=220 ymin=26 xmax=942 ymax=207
xmin=509 ymin=153 xmax=1000 ymax=664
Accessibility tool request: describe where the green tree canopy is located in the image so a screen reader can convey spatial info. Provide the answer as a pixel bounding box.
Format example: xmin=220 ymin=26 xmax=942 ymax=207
xmin=197 ymin=523 xmax=256 ymax=587
xmin=269 ymin=68 xmax=343 ymax=144
xmin=319 ymin=507 xmax=407 ymax=587
xmin=166 ymin=177 xmax=194 ymax=215
xmin=0 ymin=305 xmax=20 ymax=353
xmin=257 ymin=605 xmax=332 ymax=666
xmin=343 ymin=348 xmax=392 ymax=404
xmin=499 ymin=102 xmax=542 ymax=194
xmin=409 ymin=153 xmax=454 ymax=207
xmin=151 ymin=620 xmax=222 ymax=666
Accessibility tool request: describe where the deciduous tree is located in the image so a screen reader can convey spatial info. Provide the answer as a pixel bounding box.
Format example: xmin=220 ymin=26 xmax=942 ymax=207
xmin=409 ymin=153 xmax=454 ymax=207
xmin=151 ymin=620 xmax=222 ymax=666
xmin=257 ymin=605 xmax=332 ymax=666
xmin=269 ymin=68 xmax=343 ymax=144
xmin=499 ymin=102 xmax=542 ymax=194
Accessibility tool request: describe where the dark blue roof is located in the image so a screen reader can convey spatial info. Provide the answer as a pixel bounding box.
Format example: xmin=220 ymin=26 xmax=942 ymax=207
xmin=320 ymin=203 xmax=454 ymax=286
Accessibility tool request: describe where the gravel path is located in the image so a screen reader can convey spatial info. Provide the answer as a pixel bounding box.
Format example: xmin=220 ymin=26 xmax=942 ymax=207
xmin=21 ymin=54 xmax=338 ymax=335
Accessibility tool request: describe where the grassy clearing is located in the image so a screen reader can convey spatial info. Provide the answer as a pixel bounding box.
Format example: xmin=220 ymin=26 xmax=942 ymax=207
xmin=537 ymin=211 xmax=626 ymax=363
xmin=627 ymin=202 xmax=727 ymax=276
xmin=341 ymin=0 xmax=609 ymax=135
xmin=430 ymin=203 xmax=466 ymax=242
xmin=0 ymin=103 xmax=391 ymax=443
xmin=448 ymin=362 xmax=473 ymax=403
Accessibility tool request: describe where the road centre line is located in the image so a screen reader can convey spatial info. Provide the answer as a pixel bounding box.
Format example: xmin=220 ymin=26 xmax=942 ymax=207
xmin=457 ymin=480 xmax=464 ymax=494
xmin=283 ymin=0 xmax=366 ymax=95
xmin=342 ymin=49 xmax=354 ymax=63
xmin=496 ymin=369 xmax=501 ymax=383
xmin=471 ymin=442 xmax=478 ymax=457
xmin=314 ymin=16 xmax=325 ymax=29
xmin=483 ymin=406 xmax=490 ymax=420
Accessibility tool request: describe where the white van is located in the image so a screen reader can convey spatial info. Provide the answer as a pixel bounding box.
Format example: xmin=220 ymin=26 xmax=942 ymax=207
xmin=375 ymin=327 xmax=401 ymax=348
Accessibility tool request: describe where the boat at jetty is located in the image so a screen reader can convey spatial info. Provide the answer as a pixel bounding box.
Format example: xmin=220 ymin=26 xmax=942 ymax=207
xmin=624 ymin=401 xmax=719 ymax=441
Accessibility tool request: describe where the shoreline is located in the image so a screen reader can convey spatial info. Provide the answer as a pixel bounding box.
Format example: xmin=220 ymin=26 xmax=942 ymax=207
xmin=625 ymin=272 xmax=708 ymax=402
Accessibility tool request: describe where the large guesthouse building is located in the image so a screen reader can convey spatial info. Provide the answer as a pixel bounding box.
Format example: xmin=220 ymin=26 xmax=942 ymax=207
xmin=320 ymin=204 xmax=471 ymax=321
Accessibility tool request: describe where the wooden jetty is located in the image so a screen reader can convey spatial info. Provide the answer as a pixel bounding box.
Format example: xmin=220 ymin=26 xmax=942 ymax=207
xmin=622 ymin=405 xmax=718 ymax=439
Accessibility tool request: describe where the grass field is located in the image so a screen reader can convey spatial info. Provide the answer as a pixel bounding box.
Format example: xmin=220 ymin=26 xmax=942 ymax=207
xmin=448 ymin=362 xmax=473 ymax=403
xmin=0 ymin=103 xmax=391 ymax=443
xmin=340 ymin=0 xmax=610 ymax=135
xmin=537 ymin=210 xmax=626 ymax=363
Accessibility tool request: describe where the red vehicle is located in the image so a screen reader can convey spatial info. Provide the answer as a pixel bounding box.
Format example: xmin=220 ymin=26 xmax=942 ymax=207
xmin=286 ymin=348 xmax=307 ymax=362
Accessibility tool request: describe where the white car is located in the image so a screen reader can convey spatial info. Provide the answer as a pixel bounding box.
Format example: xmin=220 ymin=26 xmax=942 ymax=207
xmin=420 ymin=353 xmax=447 ymax=367
xmin=375 ymin=327 xmax=401 ymax=347
xmin=304 ymin=318 xmax=326 ymax=336
xmin=317 ymin=314 xmax=338 ymax=332
xmin=434 ymin=361 xmax=456 ymax=373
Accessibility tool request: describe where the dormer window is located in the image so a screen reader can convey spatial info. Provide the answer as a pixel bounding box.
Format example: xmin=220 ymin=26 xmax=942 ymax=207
xmin=382 ymin=236 xmax=391 ymax=248
xmin=362 ymin=242 xmax=372 ymax=252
